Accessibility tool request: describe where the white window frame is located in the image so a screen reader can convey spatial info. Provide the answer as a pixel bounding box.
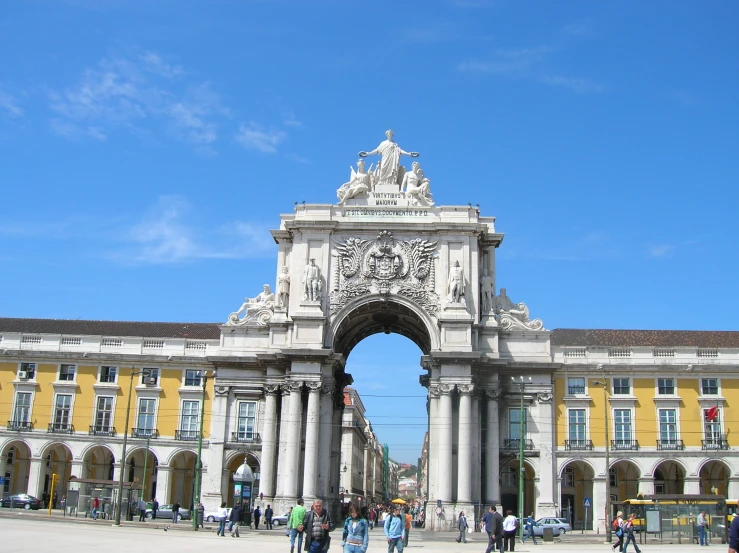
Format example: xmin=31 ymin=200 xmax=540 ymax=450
xmin=235 ymin=400 xmax=258 ymax=441
xmin=51 ymin=392 xmax=74 ymax=430
xmin=179 ymin=399 xmax=200 ymax=438
xmin=656 ymin=377 xmax=676 ymax=396
xmin=508 ymin=407 xmax=527 ymax=441
xmin=183 ymin=369 xmax=202 ymax=388
xmin=141 ymin=367 xmax=160 ymax=386
xmin=703 ymin=407 xmax=723 ymax=445
xmin=658 ymin=407 xmax=679 ymax=444
xmin=700 ymin=377 xmax=720 ymax=396
xmin=501 ymin=466 xmax=517 ymax=488
xmin=18 ymin=362 xmax=36 ymax=379
xmin=12 ymin=391 xmax=34 ymax=425
xmin=612 ymin=407 xmax=635 ymax=444
xmin=135 ymin=397 xmax=159 ymax=436
xmin=567 ymin=377 xmax=586 ymax=395
xmin=567 ymin=408 xmax=587 ymax=445
xmin=98 ymin=365 xmax=118 ymax=384
xmin=562 ymin=466 xmax=575 ymax=488
xmin=92 ymin=395 xmax=115 ymax=433
xmin=612 ymin=377 xmax=631 ymax=395
xmin=58 ymin=363 xmax=77 ymax=382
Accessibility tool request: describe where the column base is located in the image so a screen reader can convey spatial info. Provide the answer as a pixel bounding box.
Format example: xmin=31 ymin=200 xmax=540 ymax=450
xmin=536 ymin=502 xmax=559 ymax=518
xmin=425 ymin=501 xmax=475 ymax=532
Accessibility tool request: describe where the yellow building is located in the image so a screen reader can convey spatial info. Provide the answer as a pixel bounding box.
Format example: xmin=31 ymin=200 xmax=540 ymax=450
xmin=552 ymin=329 xmax=738 ymax=532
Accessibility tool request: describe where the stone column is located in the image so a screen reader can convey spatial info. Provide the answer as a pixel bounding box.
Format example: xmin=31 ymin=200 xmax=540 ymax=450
xmin=427 ymin=386 xmax=440 ymax=502
xmin=683 ymin=476 xmax=701 ymax=495
xmin=155 ymin=466 xmax=172 ymax=504
xmin=318 ymin=384 xmax=334 ymax=498
xmin=259 ymin=385 xmax=280 ymax=499
xmin=437 ymin=384 xmax=454 ymax=503
xmin=201 ymin=384 xmax=229 ymax=510
xmin=284 ymin=380 xmax=304 ymax=499
xmin=471 ymin=393 xmax=481 ymax=503
xmin=638 ymin=477 xmax=655 ymax=496
xmin=26 ymin=457 xmax=46 ymax=499
xmin=485 ymin=390 xmax=500 ymax=505
xmin=275 ymin=387 xmax=292 ymax=498
xmin=728 ymin=478 xmax=739 ymax=499
xmin=457 ymin=384 xmax=473 ymax=503
xmin=302 ymin=381 xmax=322 ymax=499
xmin=592 ymin=476 xmax=607 ymax=532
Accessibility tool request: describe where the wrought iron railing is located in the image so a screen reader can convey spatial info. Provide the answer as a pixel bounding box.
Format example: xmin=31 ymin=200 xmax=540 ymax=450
xmin=176 ymin=429 xmax=200 ymax=441
xmin=89 ymin=425 xmax=116 ymax=437
xmin=503 ymin=438 xmax=535 ymax=450
xmin=565 ymin=439 xmax=593 ymax=451
xmin=567 ymin=385 xmax=585 ymax=395
xmin=7 ymin=420 xmax=33 ymax=431
xmin=611 ymin=439 xmax=640 ymax=451
xmin=230 ymin=432 xmax=261 ymax=444
xmin=131 ymin=427 xmax=159 ymax=439
xmin=702 ymin=436 xmax=729 ymax=450
xmin=657 ymin=439 xmax=685 ymax=450
xmin=48 ymin=423 xmax=74 ymax=434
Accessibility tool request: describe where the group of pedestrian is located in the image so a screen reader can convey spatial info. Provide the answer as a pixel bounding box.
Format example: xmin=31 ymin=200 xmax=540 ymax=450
xmin=611 ymin=511 xmax=640 ymax=553
xmin=286 ymin=498 xmax=335 ymax=553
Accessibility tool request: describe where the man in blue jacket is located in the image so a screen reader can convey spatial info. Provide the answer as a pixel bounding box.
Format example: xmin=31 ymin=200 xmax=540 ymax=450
xmin=384 ymin=505 xmax=406 ymax=552
xmin=729 ymin=513 xmax=739 ymax=553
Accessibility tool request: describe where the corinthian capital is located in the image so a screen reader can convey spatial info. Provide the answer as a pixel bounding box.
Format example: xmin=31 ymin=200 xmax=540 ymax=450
xmin=264 ymin=384 xmax=280 ymax=394
xmin=286 ymin=380 xmax=303 ymax=393
xmin=439 ymin=383 xmax=454 ymax=395
xmin=321 ymin=384 xmax=336 ymax=396
xmin=485 ymin=388 xmax=500 ymax=400
xmin=458 ymin=384 xmax=475 ymax=395
xmin=306 ymin=381 xmax=322 ymax=392
xmin=428 ymin=385 xmax=441 ymax=397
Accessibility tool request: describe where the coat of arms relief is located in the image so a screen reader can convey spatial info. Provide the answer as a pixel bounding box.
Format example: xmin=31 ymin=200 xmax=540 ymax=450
xmin=329 ymin=231 xmax=439 ymax=315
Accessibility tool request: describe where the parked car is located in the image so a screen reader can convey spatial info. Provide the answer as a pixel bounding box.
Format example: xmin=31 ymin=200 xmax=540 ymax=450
xmin=204 ymin=507 xmax=231 ymax=522
xmin=0 ymin=494 xmax=41 ymax=510
xmin=145 ymin=504 xmax=191 ymax=521
xmin=532 ymin=517 xmax=572 ymax=536
xmin=272 ymin=513 xmax=290 ymax=526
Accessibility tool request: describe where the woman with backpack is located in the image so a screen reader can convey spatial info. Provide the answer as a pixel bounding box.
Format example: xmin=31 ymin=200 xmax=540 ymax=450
xmin=341 ymin=503 xmax=369 ymax=553
xmin=611 ymin=511 xmax=625 ymax=552
xmin=456 ymin=511 xmax=469 ymax=544
xmin=622 ymin=513 xmax=642 ymax=553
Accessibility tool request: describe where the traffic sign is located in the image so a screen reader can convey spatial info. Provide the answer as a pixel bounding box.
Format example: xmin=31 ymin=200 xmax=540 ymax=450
xmin=583 ymin=498 xmax=591 ymax=508
xmin=0 ymin=477 xmax=5 ymax=484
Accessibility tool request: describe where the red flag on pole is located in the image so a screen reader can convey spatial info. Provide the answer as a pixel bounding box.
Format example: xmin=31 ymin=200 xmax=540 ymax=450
xmin=706 ymin=406 xmax=719 ymax=421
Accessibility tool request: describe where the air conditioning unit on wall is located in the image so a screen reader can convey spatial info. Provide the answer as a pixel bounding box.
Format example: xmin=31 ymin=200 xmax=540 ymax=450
xmin=18 ymin=371 xmax=28 ymax=380
xmin=144 ymin=376 xmax=157 ymax=386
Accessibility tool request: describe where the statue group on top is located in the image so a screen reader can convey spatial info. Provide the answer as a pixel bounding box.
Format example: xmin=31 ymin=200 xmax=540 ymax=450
xmin=337 ymin=129 xmax=435 ymax=206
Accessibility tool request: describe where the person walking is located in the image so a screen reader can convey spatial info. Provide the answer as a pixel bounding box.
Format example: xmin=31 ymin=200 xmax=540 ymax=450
xmin=384 ymin=504 xmax=405 ymax=552
xmin=521 ymin=512 xmax=537 ymax=545
xmin=622 ymin=513 xmax=642 ymax=553
xmin=53 ymin=491 xmax=59 ymax=510
xmin=91 ymin=497 xmax=100 ymax=520
xmin=482 ymin=506 xmax=497 ymax=553
xmin=216 ymin=501 xmax=229 ymax=537
xmin=341 ymin=503 xmax=369 ymax=553
xmin=502 ymin=510 xmax=518 ymax=552
xmin=697 ymin=510 xmax=708 ymax=546
xmin=152 ymin=498 xmax=159 ymax=520
xmin=368 ymin=508 xmax=376 ymax=530
xmin=611 ymin=511 xmax=625 ymax=552
xmin=253 ymin=505 xmax=261 ymax=530
xmin=289 ymin=498 xmax=307 ymax=553
xmin=230 ymin=502 xmax=244 ymax=537
xmin=300 ymin=499 xmax=334 ymax=553
xmin=456 ymin=511 xmax=469 ymax=544
xmin=729 ymin=510 xmax=739 ymax=553
xmin=171 ymin=500 xmax=180 ymax=523
xmin=403 ymin=507 xmax=412 ymax=547
xmin=265 ymin=504 xmax=274 ymax=530
xmin=138 ymin=498 xmax=147 ymax=522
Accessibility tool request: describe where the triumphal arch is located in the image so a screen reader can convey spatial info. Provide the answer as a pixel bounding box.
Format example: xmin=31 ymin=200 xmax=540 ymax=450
xmin=206 ymin=130 xmax=556 ymax=529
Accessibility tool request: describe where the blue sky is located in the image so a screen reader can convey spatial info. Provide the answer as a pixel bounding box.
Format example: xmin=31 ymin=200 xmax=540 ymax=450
xmin=1 ymin=1 xmax=738 ymax=463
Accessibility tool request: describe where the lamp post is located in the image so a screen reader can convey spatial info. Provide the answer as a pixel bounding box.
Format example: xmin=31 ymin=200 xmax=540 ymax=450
xmin=593 ymin=378 xmax=611 ymax=542
xmin=114 ymin=368 xmax=141 ymax=526
xmin=192 ymin=369 xmax=212 ymax=531
xmin=512 ymin=376 xmax=531 ymax=539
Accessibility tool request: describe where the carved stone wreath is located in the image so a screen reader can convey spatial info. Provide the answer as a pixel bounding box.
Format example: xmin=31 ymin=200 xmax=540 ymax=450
xmin=330 ymin=231 xmax=439 ymax=316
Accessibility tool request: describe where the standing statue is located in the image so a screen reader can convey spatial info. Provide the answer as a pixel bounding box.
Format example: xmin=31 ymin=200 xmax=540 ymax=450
xmin=401 ymin=161 xmax=434 ymax=206
xmin=480 ymin=268 xmax=494 ymax=314
xmin=303 ymin=259 xmax=322 ymax=302
xmin=359 ymin=129 xmax=419 ymax=185
xmin=447 ymin=260 xmax=465 ymax=304
xmin=277 ymin=266 xmax=290 ymax=308
xmin=337 ymin=159 xmax=373 ymax=204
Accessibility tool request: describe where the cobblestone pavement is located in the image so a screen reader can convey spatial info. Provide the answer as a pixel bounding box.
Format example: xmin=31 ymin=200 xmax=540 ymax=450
xmin=0 ymin=515 xmax=724 ymax=553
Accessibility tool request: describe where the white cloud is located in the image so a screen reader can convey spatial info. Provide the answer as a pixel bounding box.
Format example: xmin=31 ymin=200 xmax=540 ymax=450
xmin=235 ymin=122 xmax=286 ymax=153
xmin=0 ymin=87 xmax=23 ymax=117
xmin=282 ymin=112 xmax=302 ymax=128
xmin=49 ymin=52 xmax=227 ymax=150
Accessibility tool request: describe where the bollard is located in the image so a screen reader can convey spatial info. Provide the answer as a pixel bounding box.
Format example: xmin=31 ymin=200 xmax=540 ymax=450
xmin=543 ymin=527 xmax=554 ymax=542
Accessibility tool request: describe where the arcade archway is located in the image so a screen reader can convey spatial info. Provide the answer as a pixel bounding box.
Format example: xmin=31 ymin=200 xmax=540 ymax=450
xmin=1 ymin=441 xmax=31 ymax=495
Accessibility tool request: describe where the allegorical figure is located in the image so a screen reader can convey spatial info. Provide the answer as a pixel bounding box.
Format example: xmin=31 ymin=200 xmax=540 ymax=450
xmin=359 ymin=129 xmax=419 ymax=185
xmin=337 ymin=159 xmax=373 ymax=204
xmin=277 ymin=266 xmax=290 ymax=308
xmin=401 ymin=161 xmax=434 ymax=206
xmin=493 ymin=288 xmax=544 ymax=331
xmin=447 ymin=260 xmax=465 ymax=303
xmin=228 ymin=284 xmax=275 ymax=325
xmin=303 ymin=258 xmax=322 ymax=302
xmin=480 ymin=268 xmax=494 ymax=314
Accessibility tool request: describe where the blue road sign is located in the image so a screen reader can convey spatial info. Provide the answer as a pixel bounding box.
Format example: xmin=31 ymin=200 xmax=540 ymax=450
xmin=583 ymin=498 xmax=591 ymax=508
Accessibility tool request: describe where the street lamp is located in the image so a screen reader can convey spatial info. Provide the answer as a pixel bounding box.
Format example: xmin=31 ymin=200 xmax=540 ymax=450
xmin=114 ymin=368 xmax=143 ymax=526
xmin=512 ymin=376 xmax=531 ymax=540
xmin=593 ymin=378 xmax=611 ymax=542
xmin=192 ymin=369 xmax=213 ymax=531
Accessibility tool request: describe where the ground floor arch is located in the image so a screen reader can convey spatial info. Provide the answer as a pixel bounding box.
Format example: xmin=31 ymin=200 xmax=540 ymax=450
xmin=126 ymin=447 xmax=158 ymax=502
xmin=168 ymin=449 xmax=197 ymax=508
xmin=653 ymin=460 xmax=685 ymax=495
xmin=38 ymin=442 xmax=73 ymax=505
xmin=559 ymin=460 xmax=596 ymax=530
xmin=610 ymin=459 xmax=640 ymax=502
xmin=500 ymin=459 xmax=536 ymax=518
xmin=699 ymin=459 xmax=730 ymax=496
xmin=82 ymin=445 xmax=115 ymax=481
xmin=1 ymin=440 xmax=31 ymax=496
xmin=225 ymin=452 xmax=261 ymax=511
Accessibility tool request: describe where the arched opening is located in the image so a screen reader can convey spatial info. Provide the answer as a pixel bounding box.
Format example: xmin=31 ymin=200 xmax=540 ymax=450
xmin=1 ymin=441 xmax=31 ymax=496
xmin=560 ymin=461 xmax=596 ymax=530
xmin=126 ymin=448 xmax=158 ymax=501
xmin=82 ymin=446 xmax=115 ymax=481
xmin=653 ymin=460 xmax=684 ymax=495
xmin=700 ymin=460 xmax=730 ymax=496
xmin=500 ymin=460 xmax=536 ymax=519
xmin=610 ymin=460 xmax=640 ymax=502
xmin=226 ymin=453 xmax=260 ymax=511
xmin=331 ymin=298 xmax=432 ymax=520
xmin=169 ymin=450 xmax=198 ymax=509
xmin=39 ymin=442 xmax=73 ymax=505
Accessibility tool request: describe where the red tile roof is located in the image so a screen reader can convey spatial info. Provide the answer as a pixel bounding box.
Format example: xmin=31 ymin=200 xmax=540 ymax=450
xmin=0 ymin=318 xmax=221 ymax=339
xmin=551 ymin=328 xmax=739 ymax=348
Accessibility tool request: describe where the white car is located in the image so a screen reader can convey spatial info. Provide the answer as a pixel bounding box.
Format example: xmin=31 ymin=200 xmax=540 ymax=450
xmin=532 ymin=517 xmax=572 ymax=536
xmin=204 ymin=507 xmax=231 ymax=522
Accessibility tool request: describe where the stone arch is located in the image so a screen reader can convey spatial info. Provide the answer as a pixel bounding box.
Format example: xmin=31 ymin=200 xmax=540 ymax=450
xmin=0 ymin=440 xmax=32 ymax=495
xmin=647 ymin=457 xmax=687 ymax=478
xmin=81 ymin=445 xmax=116 ymax=481
xmin=652 ymin=459 xmax=686 ymax=495
xmin=559 ymin=459 xmax=597 ymax=530
xmin=558 ymin=457 xmax=597 ymax=479
xmin=37 ymin=442 xmax=74 ymax=503
xmin=225 ymin=451 xmax=261 ymax=508
xmin=168 ymin=449 xmax=198 ymax=508
xmin=699 ymin=459 xmax=732 ymax=496
xmin=499 ymin=458 xmax=537 ymax=518
xmin=327 ymin=295 xmax=439 ymax=356
xmin=125 ymin=447 xmax=159 ymax=501
xmin=224 ymin=449 xmax=261 ymax=469
xmin=610 ymin=460 xmax=641 ymax=502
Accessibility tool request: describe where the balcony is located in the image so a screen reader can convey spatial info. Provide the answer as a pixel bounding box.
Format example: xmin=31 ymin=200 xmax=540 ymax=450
xmin=612 ymin=439 xmax=640 ymax=451
xmin=702 ymin=436 xmax=729 ymax=451
xmin=568 ymin=385 xmax=586 ymax=395
xmin=48 ymin=423 xmax=74 ymax=434
xmin=131 ymin=427 xmax=159 ymax=439
xmin=565 ymin=439 xmax=593 ymax=451
xmin=89 ymin=425 xmax=116 ymax=437
xmin=231 ymin=432 xmax=261 ymax=444
xmin=7 ymin=420 xmax=33 ymax=431
xmin=503 ymin=438 xmax=535 ymax=451
xmin=657 ymin=439 xmax=685 ymax=451
xmin=176 ymin=430 xmax=200 ymax=441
